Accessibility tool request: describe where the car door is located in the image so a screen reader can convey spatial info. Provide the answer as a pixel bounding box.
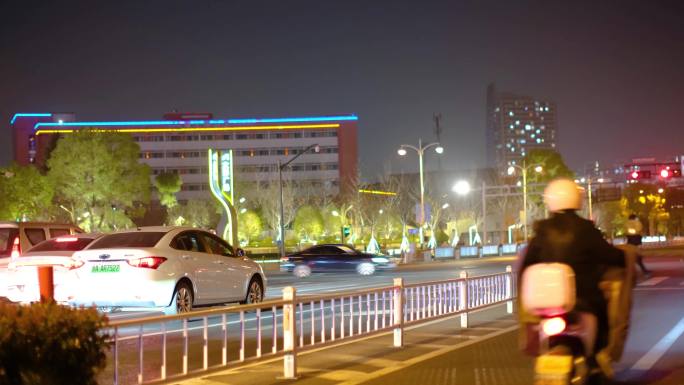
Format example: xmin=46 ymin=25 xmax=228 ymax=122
xmin=170 ymin=231 xmax=217 ymax=304
xmin=334 ymin=246 xmax=362 ymax=271
xmin=199 ymin=232 xmax=248 ymax=301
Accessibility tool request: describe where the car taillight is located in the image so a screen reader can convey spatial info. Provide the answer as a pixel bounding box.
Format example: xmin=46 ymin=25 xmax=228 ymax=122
xmin=127 ymin=256 xmax=167 ymax=269
xmin=10 ymin=237 xmax=20 ymax=259
xmin=541 ymin=317 xmax=567 ymax=336
xmin=280 ymin=256 xmax=289 ymax=263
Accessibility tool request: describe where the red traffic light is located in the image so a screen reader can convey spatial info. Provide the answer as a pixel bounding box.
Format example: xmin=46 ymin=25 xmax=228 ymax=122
xmin=631 ymin=171 xmax=639 ymax=179
xmin=660 ymin=168 xmax=671 ymax=178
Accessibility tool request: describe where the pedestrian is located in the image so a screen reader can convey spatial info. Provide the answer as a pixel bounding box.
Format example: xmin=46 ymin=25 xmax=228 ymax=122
xmin=625 ymin=214 xmax=651 ymax=276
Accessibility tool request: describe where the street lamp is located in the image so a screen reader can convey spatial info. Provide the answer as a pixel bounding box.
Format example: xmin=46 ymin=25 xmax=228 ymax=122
xmin=397 ymin=138 xmax=443 ymax=247
xmin=507 ymin=161 xmax=543 ymax=241
xmin=278 ymin=143 xmax=320 ymax=257
xmin=452 ymin=179 xmax=490 ymax=244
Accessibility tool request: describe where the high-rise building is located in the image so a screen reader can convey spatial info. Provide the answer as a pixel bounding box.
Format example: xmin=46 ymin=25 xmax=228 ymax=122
xmin=11 ymin=112 xmax=358 ymax=200
xmin=486 ymin=83 xmax=557 ymax=171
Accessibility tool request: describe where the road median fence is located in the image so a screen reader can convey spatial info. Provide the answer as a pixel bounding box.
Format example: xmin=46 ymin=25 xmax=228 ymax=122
xmin=105 ymin=267 xmax=516 ymax=384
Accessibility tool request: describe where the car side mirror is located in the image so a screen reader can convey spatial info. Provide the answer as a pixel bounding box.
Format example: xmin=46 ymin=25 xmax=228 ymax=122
xmin=236 ymin=248 xmax=246 ymax=257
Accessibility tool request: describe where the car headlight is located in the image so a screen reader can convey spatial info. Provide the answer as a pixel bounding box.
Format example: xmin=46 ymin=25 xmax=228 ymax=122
xmin=371 ymin=257 xmax=389 ymax=263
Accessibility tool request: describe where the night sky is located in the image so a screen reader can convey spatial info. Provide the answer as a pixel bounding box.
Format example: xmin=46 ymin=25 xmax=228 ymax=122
xmin=2 ymin=0 xmax=683 ymax=179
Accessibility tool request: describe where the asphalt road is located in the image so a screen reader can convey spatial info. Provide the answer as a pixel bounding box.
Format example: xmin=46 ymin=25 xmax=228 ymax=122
xmin=100 ymin=254 xmax=684 ymax=385
xmin=99 ymin=257 xmax=516 ymax=385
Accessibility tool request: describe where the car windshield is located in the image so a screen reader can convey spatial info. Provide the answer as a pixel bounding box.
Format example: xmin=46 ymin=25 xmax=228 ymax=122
xmin=28 ymin=237 xmax=96 ymax=253
xmin=88 ymin=232 xmax=166 ymax=249
xmin=0 ymin=228 xmax=19 ymax=258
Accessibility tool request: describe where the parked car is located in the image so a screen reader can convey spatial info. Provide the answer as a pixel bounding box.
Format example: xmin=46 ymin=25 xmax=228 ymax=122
xmin=0 ymin=222 xmax=83 ymax=269
xmin=68 ymin=227 xmax=266 ymax=314
xmin=280 ymin=244 xmax=396 ymax=278
xmin=5 ymin=233 xmax=102 ymax=303
xmin=0 ymin=222 xmax=82 ymax=299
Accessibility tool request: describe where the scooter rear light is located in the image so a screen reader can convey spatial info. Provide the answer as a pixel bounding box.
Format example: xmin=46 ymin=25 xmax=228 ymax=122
xmin=541 ymin=317 xmax=567 ymax=336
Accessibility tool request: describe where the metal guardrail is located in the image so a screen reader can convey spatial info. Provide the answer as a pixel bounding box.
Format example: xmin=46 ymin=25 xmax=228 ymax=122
xmin=106 ymin=267 xmax=515 ymax=384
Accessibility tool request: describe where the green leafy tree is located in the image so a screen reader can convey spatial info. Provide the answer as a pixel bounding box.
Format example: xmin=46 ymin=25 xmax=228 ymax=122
xmin=47 ymin=130 xmax=151 ymax=232
xmin=238 ymin=209 xmax=263 ymax=245
xmin=168 ymin=199 xmax=218 ymax=229
xmin=292 ymin=205 xmax=324 ymax=242
xmin=0 ymin=164 xmax=54 ymax=221
xmin=522 ymin=149 xmax=575 ymax=185
xmin=154 ymin=172 xmax=182 ymax=209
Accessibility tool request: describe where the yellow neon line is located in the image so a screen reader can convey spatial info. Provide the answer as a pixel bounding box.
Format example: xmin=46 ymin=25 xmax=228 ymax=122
xmin=358 ymin=189 xmax=397 ymax=196
xmin=34 ymin=123 xmax=340 ymax=136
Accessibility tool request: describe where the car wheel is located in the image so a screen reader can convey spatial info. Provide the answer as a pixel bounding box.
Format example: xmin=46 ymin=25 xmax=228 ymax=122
xmin=293 ymin=265 xmax=312 ymax=278
xmin=356 ymin=262 xmax=376 ymax=276
xmin=165 ymin=281 xmax=193 ymax=315
xmin=242 ymin=277 xmax=264 ymax=304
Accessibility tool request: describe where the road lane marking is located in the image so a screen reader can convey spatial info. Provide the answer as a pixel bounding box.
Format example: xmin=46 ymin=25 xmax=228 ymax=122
xmin=631 ymin=315 xmax=684 ymax=371
xmin=637 ymin=277 xmax=669 ymax=286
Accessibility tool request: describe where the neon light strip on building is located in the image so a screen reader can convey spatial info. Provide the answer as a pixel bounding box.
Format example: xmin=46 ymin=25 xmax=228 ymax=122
xmin=34 ymin=123 xmax=341 ymax=136
xmin=11 ymin=113 xmax=52 ymax=125
xmin=33 ymin=115 xmax=357 ymax=129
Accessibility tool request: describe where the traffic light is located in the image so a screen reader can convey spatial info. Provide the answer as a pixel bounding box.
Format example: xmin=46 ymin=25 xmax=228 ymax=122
xmin=342 ymin=226 xmax=351 ymax=237
xmin=629 ymin=170 xmax=651 ymax=180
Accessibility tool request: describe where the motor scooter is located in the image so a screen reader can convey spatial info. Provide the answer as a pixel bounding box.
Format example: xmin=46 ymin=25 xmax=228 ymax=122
xmin=521 ymin=263 xmax=602 ymax=385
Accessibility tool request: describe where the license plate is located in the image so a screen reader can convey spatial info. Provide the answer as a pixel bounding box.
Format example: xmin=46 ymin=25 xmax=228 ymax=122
xmin=535 ymin=355 xmax=573 ymax=376
xmin=91 ymin=264 xmax=120 ymax=273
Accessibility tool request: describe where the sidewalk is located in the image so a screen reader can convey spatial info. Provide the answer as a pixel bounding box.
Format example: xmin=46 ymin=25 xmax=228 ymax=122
xmin=172 ymin=305 xmax=525 ymax=385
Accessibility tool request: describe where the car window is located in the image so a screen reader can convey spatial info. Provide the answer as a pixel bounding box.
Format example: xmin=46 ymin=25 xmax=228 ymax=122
xmin=24 ymin=228 xmax=47 ymax=246
xmin=0 ymin=228 xmax=19 ymax=258
xmin=201 ymin=233 xmax=234 ymax=257
xmin=336 ymin=245 xmax=356 ymax=254
xmin=301 ymin=246 xmax=323 ymax=255
xmin=171 ymin=232 xmax=206 ymax=252
xmin=323 ymin=246 xmax=345 ymax=255
xmin=28 ymin=237 xmax=96 ymax=253
xmin=50 ymin=228 xmax=71 ymax=238
xmin=89 ymin=232 xmax=166 ymax=249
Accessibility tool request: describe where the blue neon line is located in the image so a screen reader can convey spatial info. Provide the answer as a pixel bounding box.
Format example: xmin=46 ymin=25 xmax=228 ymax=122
xmin=33 ymin=114 xmax=358 ymax=130
xmin=11 ymin=113 xmax=52 ymax=125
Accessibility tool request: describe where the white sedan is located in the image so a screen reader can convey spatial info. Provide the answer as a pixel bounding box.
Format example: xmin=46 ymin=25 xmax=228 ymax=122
xmin=70 ymin=227 xmax=266 ymax=314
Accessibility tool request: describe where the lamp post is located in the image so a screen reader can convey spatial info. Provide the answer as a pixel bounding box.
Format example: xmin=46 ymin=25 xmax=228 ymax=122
xmin=574 ymin=177 xmax=604 ymax=221
xmin=278 ymin=143 xmax=320 ymax=257
xmin=507 ymin=161 xmax=543 ymax=241
xmin=397 ymin=139 xmax=444 ymax=247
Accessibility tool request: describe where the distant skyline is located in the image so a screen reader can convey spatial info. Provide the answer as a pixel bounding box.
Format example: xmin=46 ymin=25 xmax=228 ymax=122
xmin=2 ymin=1 xmax=683 ymax=179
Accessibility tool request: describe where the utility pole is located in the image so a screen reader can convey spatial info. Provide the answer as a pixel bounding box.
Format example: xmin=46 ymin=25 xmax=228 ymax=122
xmin=433 ymin=113 xmax=443 ymax=172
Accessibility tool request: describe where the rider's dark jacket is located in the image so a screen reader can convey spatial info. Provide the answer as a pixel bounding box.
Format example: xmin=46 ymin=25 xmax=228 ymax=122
xmin=521 ymin=210 xmax=625 ymax=316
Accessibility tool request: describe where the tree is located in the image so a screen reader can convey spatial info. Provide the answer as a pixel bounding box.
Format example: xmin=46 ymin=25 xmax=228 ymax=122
xmin=168 ymin=199 xmax=219 ymax=229
xmin=292 ymin=205 xmax=324 ymax=242
xmin=0 ymin=164 xmax=54 ymax=221
xmin=238 ymin=210 xmax=263 ymax=245
xmin=47 ymin=130 xmax=151 ymax=232
xmin=522 ymin=149 xmax=575 ymax=185
xmin=154 ymin=172 xmax=182 ymax=209
xmin=622 ymin=184 xmax=669 ymax=235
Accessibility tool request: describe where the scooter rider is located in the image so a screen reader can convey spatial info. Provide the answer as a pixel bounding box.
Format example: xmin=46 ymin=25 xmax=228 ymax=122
xmin=520 ymin=178 xmax=626 ymax=352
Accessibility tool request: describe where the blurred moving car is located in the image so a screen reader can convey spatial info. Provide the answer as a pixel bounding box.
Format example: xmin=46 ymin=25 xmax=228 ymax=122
xmin=5 ymin=233 xmax=102 ymax=303
xmin=280 ymin=244 xmax=395 ymax=277
xmin=69 ymin=227 xmax=266 ymax=314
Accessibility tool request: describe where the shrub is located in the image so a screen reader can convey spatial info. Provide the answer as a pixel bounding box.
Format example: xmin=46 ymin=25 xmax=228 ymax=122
xmin=0 ymin=302 xmax=109 ymax=385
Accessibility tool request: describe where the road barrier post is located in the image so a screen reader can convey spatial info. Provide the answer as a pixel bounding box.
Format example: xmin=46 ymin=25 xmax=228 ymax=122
xmin=505 ymin=265 xmax=513 ymax=314
xmin=282 ymin=286 xmax=298 ymax=379
xmin=459 ymin=270 xmax=468 ymax=328
xmin=393 ymin=277 xmax=404 ymax=347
